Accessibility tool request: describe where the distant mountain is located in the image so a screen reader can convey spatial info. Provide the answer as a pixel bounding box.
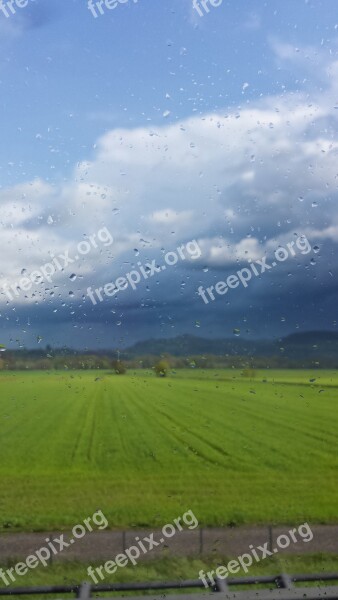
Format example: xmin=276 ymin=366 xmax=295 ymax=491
xmin=4 ymin=330 xmax=338 ymax=369
xmin=282 ymin=331 xmax=338 ymax=344
xmin=125 ymin=334 xmax=275 ymax=357
xmin=125 ymin=331 xmax=338 ymax=363
xmin=280 ymin=330 xmax=338 ymax=361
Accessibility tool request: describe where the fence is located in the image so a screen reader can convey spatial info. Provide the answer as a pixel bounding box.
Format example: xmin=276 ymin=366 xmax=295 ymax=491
xmin=1 ymin=573 xmax=338 ymax=599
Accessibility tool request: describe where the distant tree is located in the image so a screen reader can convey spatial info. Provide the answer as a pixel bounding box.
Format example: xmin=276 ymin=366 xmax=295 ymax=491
xmin=242 ymin=368 xmax=256 ymax=378
xmin=35 ymin=359 xmax=51 ymax=370
xmin=154 ymin=359 xmax=169 ymax=377
xmin=112 ymin=360 xmax=127 ymax=374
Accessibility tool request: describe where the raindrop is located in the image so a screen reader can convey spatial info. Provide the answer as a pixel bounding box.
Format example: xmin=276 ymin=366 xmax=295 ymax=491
xmin=233 ymin=328 xmax=240 ymax=336
xmin=69 ymin=274 xmax=77 ymax=281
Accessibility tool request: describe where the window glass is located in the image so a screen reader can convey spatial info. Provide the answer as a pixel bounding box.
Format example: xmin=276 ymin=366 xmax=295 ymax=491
xmin=0 ymin=0 xmax=336 ymax=594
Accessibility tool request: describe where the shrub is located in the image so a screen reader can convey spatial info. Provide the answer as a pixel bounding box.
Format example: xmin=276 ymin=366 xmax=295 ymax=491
xmin=112 ymin=360 xmax=127 ymax=374
xmin=154 ymin=359 xmax=169 ymax=377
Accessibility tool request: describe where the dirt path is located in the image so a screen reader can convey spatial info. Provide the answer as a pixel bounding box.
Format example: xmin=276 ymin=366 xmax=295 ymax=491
xmin=0 ymin=525 xmax=337 ymax=563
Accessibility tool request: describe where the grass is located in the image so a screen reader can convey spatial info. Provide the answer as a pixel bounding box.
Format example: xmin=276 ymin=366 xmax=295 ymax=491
xmin=2 ymin=555 xmax=338 ymax=593
xmin=0 ymin=369 xmax=337 ymax=531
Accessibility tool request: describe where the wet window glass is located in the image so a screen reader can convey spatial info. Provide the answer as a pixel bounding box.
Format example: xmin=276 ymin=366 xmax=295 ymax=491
xmin=0 ymin=0 xmax=337 ymax=596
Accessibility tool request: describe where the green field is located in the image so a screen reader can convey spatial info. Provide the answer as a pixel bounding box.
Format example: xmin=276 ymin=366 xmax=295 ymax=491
xmin=0 ymin=369 xmax=337 ymax=531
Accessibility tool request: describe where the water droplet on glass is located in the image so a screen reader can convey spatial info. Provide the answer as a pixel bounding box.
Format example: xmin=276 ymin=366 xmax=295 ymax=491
xmin=69 ymin=274 xmax=77 ymax=281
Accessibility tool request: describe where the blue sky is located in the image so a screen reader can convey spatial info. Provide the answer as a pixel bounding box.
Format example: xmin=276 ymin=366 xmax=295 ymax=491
xmin=0 ymin=0 xmax=337 ymax=349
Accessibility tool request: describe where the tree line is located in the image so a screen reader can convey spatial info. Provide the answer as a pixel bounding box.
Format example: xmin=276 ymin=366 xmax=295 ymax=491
xmin=0 ymin=348 xmax=333 ymax=371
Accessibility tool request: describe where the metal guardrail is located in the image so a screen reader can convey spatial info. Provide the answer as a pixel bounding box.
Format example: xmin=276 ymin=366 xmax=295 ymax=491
xmin=1 ymin=573 xmax=338 ymax=599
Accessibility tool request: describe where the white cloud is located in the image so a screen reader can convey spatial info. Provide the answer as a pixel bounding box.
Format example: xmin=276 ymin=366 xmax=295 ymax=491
xmin=0 ymin=179 xmax=55 ymax=227
xmin=197 ymin=237 xmax=262 ymax=266
xmin=1 ymin=54 xmax=338 ymax=307
xmin=148 ymin=209 xmax=192 ymax=225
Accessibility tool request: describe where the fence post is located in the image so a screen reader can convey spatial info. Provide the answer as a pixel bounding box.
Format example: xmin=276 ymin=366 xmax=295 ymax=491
xmin=49 ymin=534 xmax=53 ymax=566
xmin=268 ymin=525 xmax=273 ymax=554
xmin=199 ymin=527 xmax=204 ymax=555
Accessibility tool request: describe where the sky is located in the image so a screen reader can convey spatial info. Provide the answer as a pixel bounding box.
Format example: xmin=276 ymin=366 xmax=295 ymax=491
xmin=0 ymin=0 xmax=337 ymax=350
